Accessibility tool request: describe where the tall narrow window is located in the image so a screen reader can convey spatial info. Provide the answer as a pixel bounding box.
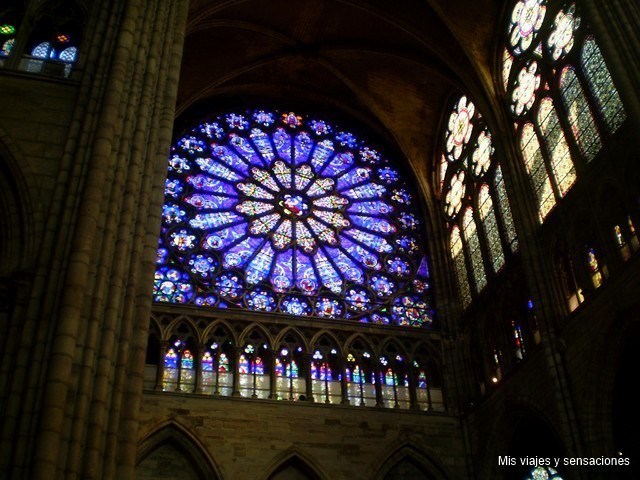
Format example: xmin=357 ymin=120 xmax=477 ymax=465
xmin=503 ymin=0 xmax=627 ymax=223
xmin=439 ymin=95 xmax=519 ymax=308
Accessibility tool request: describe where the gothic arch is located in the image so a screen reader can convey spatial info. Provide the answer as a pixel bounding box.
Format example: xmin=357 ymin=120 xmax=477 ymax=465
xmin=371 ymin=443 xmax=450 ymax=480
xmin=0 ymin=129 xmax=36 ymax=273
xmin=137 ymin=421 xmax=223 ymax=480
xmin=259 ymin=447 xmax=329 ymax=480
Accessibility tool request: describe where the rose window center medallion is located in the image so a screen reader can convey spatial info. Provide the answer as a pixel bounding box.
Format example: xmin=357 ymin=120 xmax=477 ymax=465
xmin=154 ymin=109 xmax=435 ymax=327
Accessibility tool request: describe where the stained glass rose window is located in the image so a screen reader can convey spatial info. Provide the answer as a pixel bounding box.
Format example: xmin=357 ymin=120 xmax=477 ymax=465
xmin=154 ymin=109 xmax=434 ymax=327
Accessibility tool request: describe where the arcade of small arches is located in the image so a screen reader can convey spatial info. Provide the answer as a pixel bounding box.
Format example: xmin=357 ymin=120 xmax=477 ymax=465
xmin=145 ymin=311 xmax=445 ymax=412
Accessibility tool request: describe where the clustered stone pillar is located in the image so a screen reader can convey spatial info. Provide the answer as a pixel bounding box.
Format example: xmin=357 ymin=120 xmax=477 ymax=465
xmin=0 ymin=1 xmax=190 ymax=479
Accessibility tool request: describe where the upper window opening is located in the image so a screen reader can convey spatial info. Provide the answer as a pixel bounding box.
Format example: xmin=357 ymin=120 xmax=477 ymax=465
xmin=502 ymin=0 xmax=627 ymax=223
xmin=155 ymin=108 xmax=435 ymax=328
xmin=439 ymin=94 xmax=519 ymax=309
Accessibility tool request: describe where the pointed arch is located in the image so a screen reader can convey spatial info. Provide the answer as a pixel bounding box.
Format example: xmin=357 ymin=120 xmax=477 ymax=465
xmin=259 ymin=447 xmax=329 ymax=480
xmin=137 ymin=421 xmax=223 ymax=480
xmin=371 ymin=443 xmax=449 ymax=480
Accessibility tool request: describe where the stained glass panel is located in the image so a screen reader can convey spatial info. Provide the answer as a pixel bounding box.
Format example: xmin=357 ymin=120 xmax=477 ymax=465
xmin=494 ymin=166 xmax=519 ymax=252
xmin=511 ymin=61 xmax=541 ymax=116
xmin=479 ymin=185 xmax=505 ymax=273
xmin=559 ymin=67 xmax=602 ymax=162
xmin=463 ymin=208 xmax=486 ymax=292
xmin=580 ymin=38 xmax=626 ymax=133
xmin=537 ymin=97 xmax=576 ymax=196
xmin=508 ymin=0 xmax=546 ymax=56
xmin=445 ymin=96 xmax=475 ymax=161
xmin=502 ymin=48 xmax=513 ymax=92
xmin=546 ymin=4 xmax=579 ymax=61
xmin=155 ymin=109 xmax=434 ymax=327
xmin=450 ymin=226 xmax=471 ymax=308
xmin=521 ymin=123 xmax=555 ymax=221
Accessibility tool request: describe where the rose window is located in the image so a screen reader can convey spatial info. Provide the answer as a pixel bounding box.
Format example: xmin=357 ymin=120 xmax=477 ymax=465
xmin=508 ymin=0 xmax=547 ymax=55
xmin=154 ymin=109 xmax=434 ymax=327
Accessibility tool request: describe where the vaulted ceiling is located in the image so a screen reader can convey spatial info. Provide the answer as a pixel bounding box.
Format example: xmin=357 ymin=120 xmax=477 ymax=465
xmin=178 ymin=0 xmax=505 ymax=200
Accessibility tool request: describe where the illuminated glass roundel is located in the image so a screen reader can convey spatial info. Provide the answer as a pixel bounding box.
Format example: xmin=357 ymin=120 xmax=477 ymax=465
xmin=154 ymin=109 xmax=434 ymax=327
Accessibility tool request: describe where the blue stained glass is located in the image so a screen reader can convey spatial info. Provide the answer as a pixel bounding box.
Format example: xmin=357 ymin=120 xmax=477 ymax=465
xmin=214 ymin=273 xmax=242 ymax=299
xmin=204 ymin=228 xmax=243 ymax=251
xmin=294 ymin=131 xmax=313 ymax=164
xmin=314 ymin=249 xmax=343 ymax=293
xmin=154 ymin=268 xmax=193 ymax=303
xmin=336 ymin=167 xmax=372 ymax=190
xmin=165 ymin=179 xmax=184 ymax=198
xmin=211 ymin=145 xmax=250 ymax=176
xmin=271 ymin=250 xmax=293 ymax=291
xmin=341 ymin=182 xmax=386 ymax=200
xmin=396 ymin=235 xmax=418 ymax=254
xmin=253 ymin=110 xmax=275 ymax=126
xmin=315 ymin=297 xmax=344 ymax=317
xmin=156 ymin=247 xmax=168 ymax=264
xmin=246 ymin=290 xmax=276 ymax=311
xmin=186 ymin=175 xmax=227 ymax=193
xmin=399 ymin=213 xmax=419 ymax=230
xmin=295 ymin=250 xmax=319 ymax=294
xmin=226 ymin=113 xmax=249 ymax=130
xmin=347 ymin=201 xmax=393 ymax=215
xmin=325 ymin=247 xmax=363 ymax=282
xmin=391 ymin=189 xmax=412 ymax=205
xmin=194 ymin=295 xmax=217 ymax=306
xmin=164 ymin=349 xmax=178 ymax=369
xmin=392 ymin=295 xmax=432 ymax=327
xmin=282 ymin=296 xmax=311 ymax=316
xmin=190 ymin=212 xmax=244 ymax=230
xmin=178 ymin=136 xmax=206 ymax=154
xmin=187 ymin=254 xmax=217 ymax=279
xmin=250 ymin=128 xmax=275 ymax=162
xmin=168 ymin=155 xmax=190 ymax=173
xmin=273 ymin=128 xmax=292 ymax=163
xmin=185 ymin=193 xmax=237 ymax=210
xmin=309 ymin=139 xmax=335 ymax=172
xmin=309 ymin=120 xmax=332 ymax=136
xmin=345 ymin=288 xmax=372 ymax=311
xmin=155 ymin=109 xmax=434 ymax=326
xmin=163 ymin=204 xmax=186 ymax=224
xmin=350 ymin=215 xmax=396 ymax=234
xmin=386 ymin=256 xmax=411 ymax=277
xmin=377 ymin=167 xmax=399 ymax=184
xmin=200 ymin=122 xmax=224 ymax=139
xmin=336 ymin=131 xmax=358 ymax=148
xmin=169 ymin=229 xmax=197 ymax=251
xmin=223 ymin=236 xmax=263 ymax=268
xmin=359 ymin=147 xmax=382 ymax=163
xmin=370 ymin=275 xmax=395 ymax=297
xmin=245 ymin=243 xmax=276 ymax=284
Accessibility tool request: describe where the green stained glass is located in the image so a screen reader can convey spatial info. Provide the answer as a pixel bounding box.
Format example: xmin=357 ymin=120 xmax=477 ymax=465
xmin=494 ymin=167 xmax=518 ymax=252
xmin=560 ymin=67 xmax=602 ymax=162
xmin=581 ymin=38 xmax=626 ymax=133
xmin=479 ymin=184 xmax=505 ymax=273
xmin=537 ymin=98 xmax=576 ymax=197
xmin=450 ymin=226 xmax=471 ymax=308
xmin=521 ymin=123 xmax=555 ymax=221
xmin=463 ymin=208 xmax=486 ymax=292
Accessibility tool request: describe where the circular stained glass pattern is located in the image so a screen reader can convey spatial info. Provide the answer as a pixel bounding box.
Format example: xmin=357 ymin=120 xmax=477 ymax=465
xmin=511 ymin=60 xmax=541 ymax=116
xmin=547 ymin=4 xmax=580 ymax=61
xmin=155 ymin=108 xmax=434 ymax=327
xmin=508 ymin=0 xmax=547 ymax=56
xmin=445 ymin=96 xmax=475 ymax=161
